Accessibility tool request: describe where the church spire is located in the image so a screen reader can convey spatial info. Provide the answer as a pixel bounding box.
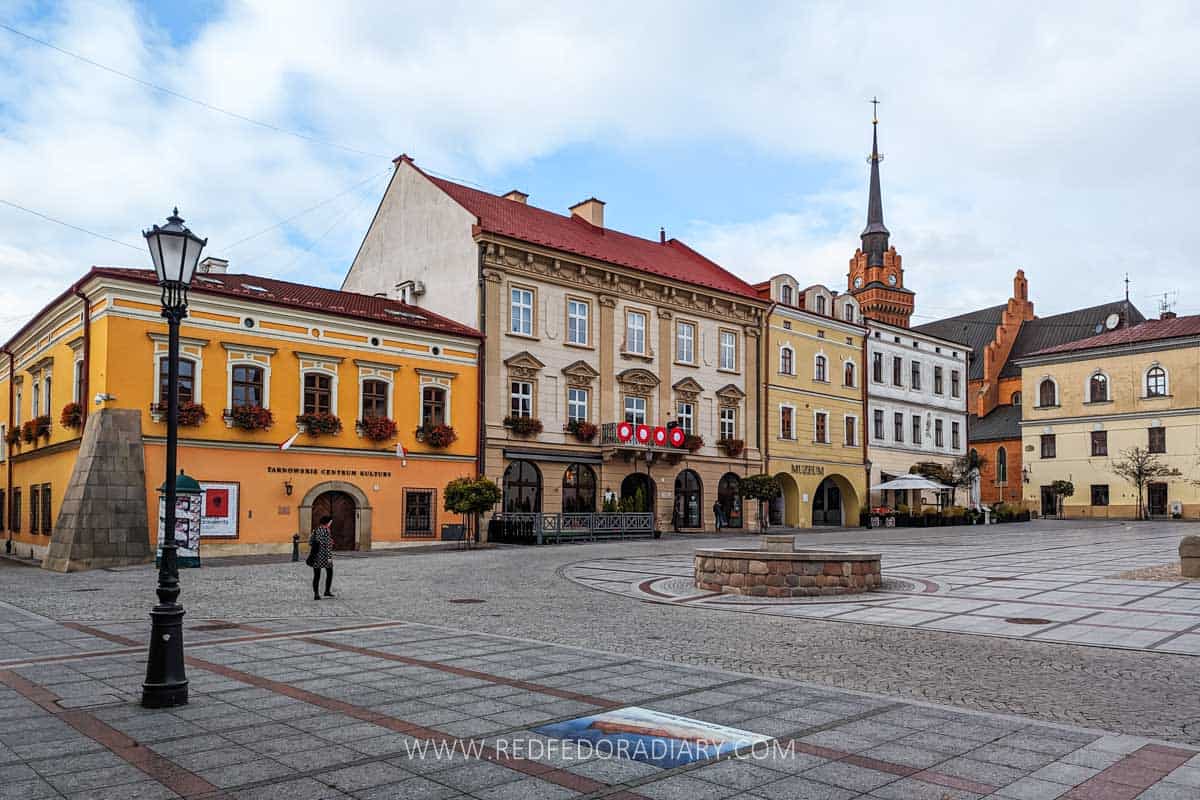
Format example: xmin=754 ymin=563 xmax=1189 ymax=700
xmin=861 ymin=98 xmax=890 ymax=267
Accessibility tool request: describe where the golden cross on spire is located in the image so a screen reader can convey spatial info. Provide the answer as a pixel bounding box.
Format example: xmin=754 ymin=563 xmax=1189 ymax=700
xmin=870 ymin=96 xmax=880 ymax=125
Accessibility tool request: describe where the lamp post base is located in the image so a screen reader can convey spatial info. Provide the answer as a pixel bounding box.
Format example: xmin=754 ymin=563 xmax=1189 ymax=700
xmin=141 ymin=603 xmax=188 ymax=708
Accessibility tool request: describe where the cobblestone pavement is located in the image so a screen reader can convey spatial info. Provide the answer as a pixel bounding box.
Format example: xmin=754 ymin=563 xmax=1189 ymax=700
xmin=563 ymin=524 xmax=1200 ymax=655
xmin=1 ymin=519 xmax=1198 ymax=751
xmin=1 ymin=611 xmax=1198 ymax=799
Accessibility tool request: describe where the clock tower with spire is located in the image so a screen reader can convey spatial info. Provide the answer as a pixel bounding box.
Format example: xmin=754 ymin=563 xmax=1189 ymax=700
xmin=847 ymin=101 xmax=914 ymax=327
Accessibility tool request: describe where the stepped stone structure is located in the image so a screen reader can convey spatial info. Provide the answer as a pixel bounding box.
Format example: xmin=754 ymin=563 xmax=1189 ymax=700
xmin=42 ymin=409 xmax=153 ymax=572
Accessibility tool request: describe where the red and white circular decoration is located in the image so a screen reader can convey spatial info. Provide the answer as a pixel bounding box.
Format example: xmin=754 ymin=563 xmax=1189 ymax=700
xmin=652 ymin=427 xmax=668 ymax=446
xmin=669 ymin=427 xmax=687 ymax=448
xmin=617 ymin=422 xmax=634 ymax=442
xmin=635 ymin=425 xmax=651 ymax=444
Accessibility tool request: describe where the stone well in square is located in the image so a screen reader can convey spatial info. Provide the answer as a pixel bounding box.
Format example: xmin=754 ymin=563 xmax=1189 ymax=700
xmin=694 ymin=535 xmax=881 ymax=597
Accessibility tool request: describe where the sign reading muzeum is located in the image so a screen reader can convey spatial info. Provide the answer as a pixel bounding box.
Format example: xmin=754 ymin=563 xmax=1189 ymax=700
xmin=343 ymin=156 xmax=768 ymax=534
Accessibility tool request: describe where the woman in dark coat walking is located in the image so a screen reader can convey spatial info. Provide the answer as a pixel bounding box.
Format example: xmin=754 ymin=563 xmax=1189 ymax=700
xmin=309 ymin=514 xmax=334 ymax=600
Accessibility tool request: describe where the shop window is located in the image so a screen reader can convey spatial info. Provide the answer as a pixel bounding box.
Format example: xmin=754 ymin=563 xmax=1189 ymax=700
xmin=404 ymin=489 xmax=434 ymax=537
xmin=502 ymin=460 xmax=542 ymax=513
xmin=562 ymin=464 xmax=597 ymax=513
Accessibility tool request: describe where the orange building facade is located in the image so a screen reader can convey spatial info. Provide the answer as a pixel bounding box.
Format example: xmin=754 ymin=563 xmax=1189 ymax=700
xmin=1 ymin=263 xmax=480 ymax=564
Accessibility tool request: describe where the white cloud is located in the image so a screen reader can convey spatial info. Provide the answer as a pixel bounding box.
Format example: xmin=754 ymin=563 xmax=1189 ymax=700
xmin=1 ymin=1 xmax=1198 ymax=341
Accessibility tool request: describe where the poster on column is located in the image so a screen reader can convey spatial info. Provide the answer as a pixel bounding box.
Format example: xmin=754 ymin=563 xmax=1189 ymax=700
xmin=199 ymin=482 xmax=240 ymax=538
xmin=157 ymin=494 xmax=202 ymax=568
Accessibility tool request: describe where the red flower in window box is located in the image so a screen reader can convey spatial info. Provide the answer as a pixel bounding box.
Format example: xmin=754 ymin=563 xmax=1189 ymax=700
xmin=297 ymin=412 xmax=342 ymax=436
xmin=683 ymin=434 xmax=705 ymax=452
xmin=416 ymin=423 xmax=457 ymax=448
xmin=6 ymin=427 xmax=22 ymax=448
xmin=564 ymin=419 xmax=597 ymax=443
xmin=60 ymin=402 xmax=83 ymax=430
xmin=177 ymin=402 xmax=208 ymax=427
xmin=358 ymin=416 xmax=398 ymax=442
xmin=23 ymin=416 xmax=51 ymax=443
xmin=717 ymin=438 xmax=744 ymax=458
xmin=229 ymin=404 xmax=274 ymax=431
xmin=504 ymin=416 xmax=543 ymax=436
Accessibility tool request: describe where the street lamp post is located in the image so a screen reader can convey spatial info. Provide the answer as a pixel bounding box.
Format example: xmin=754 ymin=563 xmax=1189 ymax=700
xmin=141 ymin=208 xmax=205 ymax=709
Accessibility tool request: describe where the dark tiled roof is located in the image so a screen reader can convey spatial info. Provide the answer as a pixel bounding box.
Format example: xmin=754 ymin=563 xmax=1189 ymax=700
xmin=913 ymin=305 xmax=1005 ymax=381
xmin=967 ymin=405 xmax=1021 ymax=443
xmin=1026 ymin=313 xmax=1200 ymax=357
xmin=998 ymin=301 xmax=1144 ymax=377
xmin=90 ymin=267 xmax=481 ymax=339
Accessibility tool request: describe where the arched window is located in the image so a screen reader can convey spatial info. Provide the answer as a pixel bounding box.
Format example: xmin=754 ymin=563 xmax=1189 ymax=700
xmin=503 ymin=460 xmax=542 ymax=513
xmin=780 ymin=284 xmax=793 ymax=306
xmin=814 ymin=354 xmax=827 ymax=382
xmin=844 ymin=361 xmax=856 ymax=387
xmin=361 ymin=379 xmax=389 ymax=419
xmin=303 ymin=372 xmax=333 ymax=415
xmin=422 ymin=386 xmax=446 ymax=426
xmin=561 ymin=464 xmax=597 ymax=513
xmin=231 ymin=365 xmax=264 ymax=407
xmin=1089 ymin=373 xmax=1108 ymax=403
xmin=997 ymin=447 xmax=1008 ymax=484
xmin=160 ymin=357 xmax=196 ymax=406
xmin=1038 ymin=378 xmax=1056 ymax=408
xmin=1011 ymin=391 xmax=1021 ymax=407
xmin=1146 ymin=366 xmax=1167 ymax=397
xmin=779 ymin=346 xmax=794 ymax=375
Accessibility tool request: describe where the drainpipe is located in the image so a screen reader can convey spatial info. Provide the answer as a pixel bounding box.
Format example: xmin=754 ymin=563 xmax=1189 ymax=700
xmin=861 ymin=326 xmax=870 ymax=520
xmin=3 ymin=348 xmax=12 ymax=552
xmin=73 ymin=288 xmax=90 ymax=430
xmin=475 ymin=241 xmax=487 ymax=542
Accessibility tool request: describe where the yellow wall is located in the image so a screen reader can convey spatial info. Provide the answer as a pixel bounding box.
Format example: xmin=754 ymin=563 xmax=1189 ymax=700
xmin=1020 ymin=342 xmax=1200 ymax=518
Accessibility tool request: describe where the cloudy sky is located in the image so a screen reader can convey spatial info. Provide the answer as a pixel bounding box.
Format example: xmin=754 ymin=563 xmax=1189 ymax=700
xmin=2 ymin=1 xmax=1198 ymax=340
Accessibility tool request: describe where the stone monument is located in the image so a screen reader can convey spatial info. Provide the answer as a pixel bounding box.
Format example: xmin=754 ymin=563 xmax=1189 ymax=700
xmin=1182 ymin=536 xmax=1200 ymax=579
xmin=42 ymin=408 xmax=153 ymax=572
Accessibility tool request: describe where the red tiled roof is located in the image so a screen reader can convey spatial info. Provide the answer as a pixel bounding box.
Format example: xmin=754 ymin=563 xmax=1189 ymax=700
xmin=406 ymin=160 xmax=761 ymax=300
xmin=90 ymin=267 xmax=481 ymax=339
xmin=1028 ymin=314 xmax=1200 ymax=356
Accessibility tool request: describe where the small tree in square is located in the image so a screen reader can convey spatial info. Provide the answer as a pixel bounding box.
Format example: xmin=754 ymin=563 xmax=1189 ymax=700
xmin=1111 ymin=447 xmax=1180 ymax=520
xmin=738 ymin=474 xmax=781 ymax=532
xmin=1049 ymin=479 xmax=1075 ymax=517
xmin=444 ymin=475 xmax=502 ymax=542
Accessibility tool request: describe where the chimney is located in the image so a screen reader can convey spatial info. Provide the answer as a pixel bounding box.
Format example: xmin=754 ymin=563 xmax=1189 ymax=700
xmin=1161 ymin=310 xmax=1177 ymax=321
xmin=199 ymin=257 xmax=228 ymax=274
xmin=569 ymin=197 xmax=605 ymax=228
xmin=659 ymin=227 xmax=666 ymax=244
xmin=502 ymin=190 xmax=528 ymax=204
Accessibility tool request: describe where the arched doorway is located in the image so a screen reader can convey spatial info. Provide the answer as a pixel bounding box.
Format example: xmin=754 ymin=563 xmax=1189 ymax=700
xmin=812 ymin=477 xmax=842 ymax=525
xmin=503 ymin=460 xmax=542 ymax=513
xmin=674 ymin=470 xmax=702 ymax=529
xmin=312 ymin=491 xmax=357 ymax=550
xmin=620 ymin=473 xmax=654 ymax=515
xmin=562 ymin=463 xmax=597 ymax=513
xmin=717 ymin=473 xmax=743 ymax=529
xmin=771 ymin=473 xmax=800 ymax=527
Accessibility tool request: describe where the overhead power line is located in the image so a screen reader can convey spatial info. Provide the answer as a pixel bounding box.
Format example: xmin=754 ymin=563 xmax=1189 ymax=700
xmin=0 ymin=22 xmax=389 ymax=160
xmin=0 ymin=199 xmax=144 ymax=251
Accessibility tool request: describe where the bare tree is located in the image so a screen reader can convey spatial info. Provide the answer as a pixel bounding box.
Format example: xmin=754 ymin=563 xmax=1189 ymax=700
xmin=1111 ymin=447 xmax=1181 ymax=520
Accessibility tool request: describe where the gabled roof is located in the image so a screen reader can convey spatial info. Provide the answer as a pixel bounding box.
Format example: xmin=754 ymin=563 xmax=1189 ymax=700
xmin=999 ymin=301 xmax=1144 ymax=376
xmin=913 ymin=305 xmax=1005 ymax=381
xmin=89 ymin=267 xmax=481 ymax=339
xmin=403 ymin=159 xmax=761 ymax=300
xmin=1026 ymin=313 xmax=1200 ymax=357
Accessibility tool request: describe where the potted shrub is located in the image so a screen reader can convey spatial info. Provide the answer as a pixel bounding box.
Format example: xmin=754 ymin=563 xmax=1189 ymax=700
xmin=895 ymin=503 xmax=911 ymax=526
xmin=565 ymin=419 xmax=597 ymax=443
xmin=683 ymin=434 xmax=704 ymax=452
xmin=718 ymin=438 xmax=744 ymax=458
xmin=504 ymin=416 xmax=544 ymax=436
xmin=419 ymin=423 xmax=457 ymax=448
xmin=229 ymin=404 xmax=274 ymax=431
xmin=60 ymin=402 xmax=83 ymax=430
xmin=921 ymin=505 xmax=940 ymax=526
xmin=358 ymin=416 xmax=399 ymax=442
xmin=297 ymin=412 xmax=342 ymax=436
xmin=177 ymin=402 xmax=208 ymax=427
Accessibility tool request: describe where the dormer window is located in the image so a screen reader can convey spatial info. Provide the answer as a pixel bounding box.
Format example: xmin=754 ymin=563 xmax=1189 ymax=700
xmin=780 ymin=284 xmax=793 ymax=306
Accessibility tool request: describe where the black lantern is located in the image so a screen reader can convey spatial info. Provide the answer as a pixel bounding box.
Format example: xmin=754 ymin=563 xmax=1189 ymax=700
xmin=141 ymin=208 xmax=205 ymax=709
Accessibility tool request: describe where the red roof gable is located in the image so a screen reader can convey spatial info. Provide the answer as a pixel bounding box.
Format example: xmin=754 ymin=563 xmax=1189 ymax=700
xmin=90 ymin=267 xmax=481 ymax=339
xmin=1028 ymin=314 xmax=1200 ymax=356
xmin=404 ymin=161 xmax=761 ymax=300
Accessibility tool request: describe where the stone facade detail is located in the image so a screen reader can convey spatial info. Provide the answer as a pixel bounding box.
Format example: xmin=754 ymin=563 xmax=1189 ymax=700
xmin=42 ymin=409 xmax=153 ymax=572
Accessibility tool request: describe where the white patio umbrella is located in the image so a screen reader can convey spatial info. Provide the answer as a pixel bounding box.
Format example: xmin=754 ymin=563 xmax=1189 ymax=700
xmin=871 ymin=474 xmax=952 ymax=492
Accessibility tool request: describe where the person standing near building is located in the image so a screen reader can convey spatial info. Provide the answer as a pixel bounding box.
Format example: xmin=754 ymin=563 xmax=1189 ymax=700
xmin=712 ymin=501 xmax=724 ymax=531
xmin=308 ymin=515 xmax=334 ymax=600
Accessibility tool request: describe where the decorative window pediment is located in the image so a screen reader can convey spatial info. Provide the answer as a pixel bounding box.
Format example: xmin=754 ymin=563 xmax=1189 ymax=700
xmin=715 ymin=384 xmax=745 ymax=404
xmin=561 ymin=359 xmax=599 ymax=387
xmin=672 ymin=377 xmax=704 ymax=402
xmin=504 ymin=351 xmax=546 ymax=379
xmin=616 ymin=368 xmax=660 ymax=394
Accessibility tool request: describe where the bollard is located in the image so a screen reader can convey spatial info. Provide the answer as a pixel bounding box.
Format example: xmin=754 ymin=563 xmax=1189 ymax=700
xmin=292 ymin=533 xmax=300 ymax=562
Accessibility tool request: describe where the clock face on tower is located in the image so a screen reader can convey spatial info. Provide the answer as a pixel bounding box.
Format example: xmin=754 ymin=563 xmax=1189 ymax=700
xmin=887 ymin=274 xmax=898 ymax=286
xmin=853 ymin=276 xmax=863 ymax=289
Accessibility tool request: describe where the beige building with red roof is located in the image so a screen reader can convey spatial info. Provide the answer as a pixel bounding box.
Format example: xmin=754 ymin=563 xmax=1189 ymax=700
xmin=343 ymin=156 xmax=768 ymax=535
xmin=1013 ymin=311 xmax=1200 ymax=519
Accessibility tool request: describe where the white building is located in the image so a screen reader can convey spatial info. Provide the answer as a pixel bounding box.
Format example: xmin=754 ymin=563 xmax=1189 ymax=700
xmin=865 ymin=320 xmax=971 ymax=508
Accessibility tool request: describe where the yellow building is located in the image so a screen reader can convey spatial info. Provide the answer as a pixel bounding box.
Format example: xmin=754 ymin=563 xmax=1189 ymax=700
xmin=1 ymin=260 xmax=480 ymax=564
xmin=1015 ymin=312 xmax=1200 ymax=519
xmin=756 ymin=277 xmax=869 ymax=527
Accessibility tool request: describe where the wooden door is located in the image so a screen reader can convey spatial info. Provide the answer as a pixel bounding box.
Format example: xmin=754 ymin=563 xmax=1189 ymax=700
xmin=313 ymin=491 xmax=357 ymax=550
xmin=1148 ymin=483 xmax=1168 ymax=517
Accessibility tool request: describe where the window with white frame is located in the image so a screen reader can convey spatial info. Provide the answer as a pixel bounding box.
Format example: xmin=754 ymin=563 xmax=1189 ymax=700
xmin=844 ymin=360 xmax=856 ymax=387
xmin=872 ymin=352 xmax=883 ymax=383
xmin=719 ymin=407 xmax=736 ymax=440
xmin=951 ymin=369 xmax=961 ymax=398
xmin=873 ymin=408 xmax=883 ymax=439
xmin=933 ymin=365 xmax=944 ymax=394
xmin=719 ymin=331 xmax=737 ymax=371
xmin=910 ymin=361 xmax=921 ymax=391
xmin=676 ymin=401 xmax=694 ymax=434
xmin=422 ymin=386 xmax=447 ymax=426
xmin=14 ymin=387 xmax=21 ymax=426
xmin=302 ymin=372 xmax=333 ymax=414
xmin=624 ymin=395 xmax=647 ymax=425
xmin=911 ymin=414 xmax=921 ymax=445
xmin=814 ymin=411 xmax=829 ymax=443
xmin=1146 ymin=365 xmax=1168 ymax=397
xmin=781 ymin=284 xmax=793 ymax=305
xmin=844 ymin=415 xmax=857 ymax=446
xmin=814 ymin=354 xmax=827 ymax=382
xmin=893 ymin=412 xmax=904 ymax=442
xmin=815 ymin=295 xmax=826 ymax=315
xmin=780 ymin=345 xmax=794 ymax=375
xmin=510 ymin=381 xmax=533 ymax=418
xmin=952 ymin=420 xmax=961 ymax=450
xmin=43 ymin=375 xmax=50 ymax=416
xmin=31 ymin=381 xmax=39 ymax=417
xmin=676 ymin=321 xmax=695 ymax=363
xmin=566 ymin=299 xmax=589 ymax=346
xmin=935 ymin=419 xmax=945 ymax=448
xmin=780 ymin=406 xmax=794 ymax=439
xmin=510 ymin=287 xmax=533 ymax=336
xmin=361 ymin=379 xmax=389 ymax=419
xmin=73 ymin=359 xmax=84 ymax=403
xmin=843 ymin=303 xmax=855 ymax=322
xmin=626 ymin=311 xmax=647 ymax=355
xmin=567 ymin=387 xmax=588 ymax=422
